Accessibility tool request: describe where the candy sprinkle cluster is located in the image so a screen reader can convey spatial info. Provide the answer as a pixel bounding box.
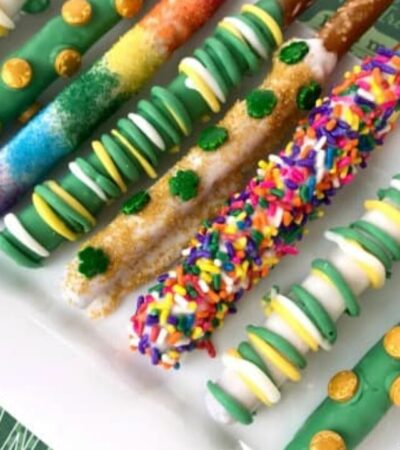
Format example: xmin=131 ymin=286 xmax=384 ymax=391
xmin=129 ymin=48 xmax=400 ymax=369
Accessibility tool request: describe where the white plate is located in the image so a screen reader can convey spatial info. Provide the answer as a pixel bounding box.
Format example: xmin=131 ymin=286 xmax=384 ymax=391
xmin=0 ymin=1 xmax=399 ymax=449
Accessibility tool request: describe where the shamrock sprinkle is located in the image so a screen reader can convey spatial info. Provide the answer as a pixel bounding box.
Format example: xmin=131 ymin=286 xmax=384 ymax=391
xmin=169 ymin=170 xmax=200 ymax=201
xmin=246 ymin=89 xmax=278 ymax=119
xmin=121 ymin=190 xmax=151 ymax=215
xmin=198 ymin=126 xmax=229 ymax=151
xmin=78 ymin=246 xmax=109 ymax=279
xmin=279 ymin=41 xmax=309 ymax=65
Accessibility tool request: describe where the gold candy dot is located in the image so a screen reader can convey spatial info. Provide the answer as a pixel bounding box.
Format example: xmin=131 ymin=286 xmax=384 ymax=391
xmin=18 ymin=102 xmax=41 ymax=124
xmin=55 ymin=49 xmax=82 ymax=77
xmin=390 ymin=376 xmax=400 ymax=406
xmin=1 ymin=58 xmax=32 ymax=89
xmin=328 ymin=370 xmax=359 ymax=403
xmin=310 ymin=430 xmax=347 ymax=450
xmin=115 ymin=0 xmax=142 ymax=18
xmin=384 ymin=326 xmax=400 ymax=359
xmin=62 ymin=0 xmax=92 ymax=26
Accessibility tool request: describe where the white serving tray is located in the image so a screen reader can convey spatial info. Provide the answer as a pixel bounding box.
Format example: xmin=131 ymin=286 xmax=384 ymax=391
xmin=0 ymin=1 xmax=399 ymax=449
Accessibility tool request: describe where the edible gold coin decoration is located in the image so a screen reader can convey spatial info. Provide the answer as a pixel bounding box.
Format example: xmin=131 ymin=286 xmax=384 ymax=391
xmin=18 ymin=102 xmax=41 ymax=124
xmin=390 ymin=376 xmax=400 ymax=406
xmin=115 ymin=0 xmax=143 ymax=18
xmin=55 ymin=49 xmax=82 ymax=77
xmin=310 ymin=430 xmax=346 ymax=450
xmin=328 ymin=370 xmax=359 ymax=402
xmin=62 ymin=0 xmax=92 ymax=26
xmin=1 ymin=58 xmax=33 ymax=89
xmin=384 ymin=326 xmax=400 ymax=359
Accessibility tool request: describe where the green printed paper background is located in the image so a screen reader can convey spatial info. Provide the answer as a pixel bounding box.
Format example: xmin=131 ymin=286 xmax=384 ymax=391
xmin=0 ymin=1 xmax=399 ymax=449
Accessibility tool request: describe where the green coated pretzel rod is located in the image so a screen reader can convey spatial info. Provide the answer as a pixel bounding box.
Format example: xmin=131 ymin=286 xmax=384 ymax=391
xmin=285 ymin=324 xmax=400 ymax=450
xmin=0 ymin=0 xmax=143 ymax=129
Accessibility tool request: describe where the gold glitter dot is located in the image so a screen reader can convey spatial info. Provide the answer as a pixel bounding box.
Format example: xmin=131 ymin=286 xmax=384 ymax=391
xmin=310 ymin=430 xmax=346 ymax=450
xmin=390 ymin=376 xmax=400 ymax=406
xmin=55 ymin=48 xmax=82 ymax=77
xmin=328 ymin=370 xmax=359 ymax=403
xmin=18 ymin=102 xmax=41 ymax=124
xmin=115 ymin=0 xmax=142 ymax=18
xmin=1 ymin=58 xmax=32 ymax=89
xmin=62 ymin=0 xmax=92 ymax=26
xmin=384 ymin=326 xmax=400 ymax=359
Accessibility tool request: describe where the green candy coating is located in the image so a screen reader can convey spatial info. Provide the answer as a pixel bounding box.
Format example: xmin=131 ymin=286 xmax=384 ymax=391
xmin=194 ymin=48 xmax=229 ymax=97
xmin=378 ymin=187 xmax=400 ymax=207
xmin=238 ymin=341 xmax=276 ymax=383
xmin=78 ymin=246 xmax=109 ymax=279
xmin=23 ymin=0 xmax=50 ymax=13
xmin=207 ymin=381 xmax=253 ymax=425
xmin=205 ymin=37 xmax=241 ymax=88
xmin=198 ymin=126 xmax=229 ymax=151
xmin=121 ymin=191 xmax=151 ymax=215
xmin=297 ymin=81 xmax=322 ymax=111
xmin=279 ymin=41 xmax=310 ymax=65
xmin=169 ymin=170 xmax=200 ymax=202
xmin=246 ymin=89 xmax=278 ymax=118
xmin=76 ymin=158 xmax=120 ymax=200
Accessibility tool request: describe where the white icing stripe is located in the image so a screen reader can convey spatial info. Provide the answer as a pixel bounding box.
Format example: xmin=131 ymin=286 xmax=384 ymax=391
xmin=390 ymin=178 xmax=400 ymax=192
xmin=325 ymin=231 xmax=386 ymax=288
xmin=224 ymin=17 xmax=267 ymax=59
xmin=4 ymin=213 xmax=49 ymax=258
xmin=69 ymin=162 xmax=107 ymax=202
xmin=181 ymin=57 xmax=226 ymax=103
xmin=276 ymin=294 xmax=331 ymax=351
xmin=128 ymin=113 xmax=166 ymax=151
xmin=222 ymin=353 xmax=281 ymax=404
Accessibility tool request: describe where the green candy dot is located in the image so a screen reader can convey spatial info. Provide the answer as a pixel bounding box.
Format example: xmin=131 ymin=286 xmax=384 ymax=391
xmin=169 ymin=170 xmax=200 ymax=202
xmin=78 ymin=246 xmax=109 ymax=279
xmin=297 ymin=81 xmax=322 ymax=111
xmin=279 ymin=41 xmax=310 ymax=65
xmin=23 ymin=0 xmax=50 ymax=13
xmin=121 ymin=190 xmax=151 ymax=215
xmin=198 ymin=126 xmax=228 ymax=151
xmin=246 ymin=89 xmax=277 ymax=119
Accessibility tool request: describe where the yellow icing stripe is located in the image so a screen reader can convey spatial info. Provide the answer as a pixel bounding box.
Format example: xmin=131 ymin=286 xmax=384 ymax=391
xmin=179 ymin=62 xmax=221 ymax=113
xmin=241 ymin=4 xmax=283 ymax=47
xmin=311 ymin=268 xmax=335 ymax=287
xmin=0 ymin=25 xmax=8 ymax=37
xmin=47 ymin=181 xmax=96 ymax=227
xmin=365 ymin=200 xmax=400 ymax=227
xmin=164 ymin=104 xmax=189 ymax=137
xmin=346 ymin=240 xmax=383 ymax=289
xmin=247 ymin=332 xmax=301 ymax=382
xmin=92 ymin=140 xmax=127 ymax=193
xmin=218 ymin=21 xmax=246 ymax=44
xmin=111 ymin=129 xmax=158 ymax=179
xmin=32 ymin=193 xmax=79 ymax=241
xmin=270 ymin=299 xmax=319 ymax=352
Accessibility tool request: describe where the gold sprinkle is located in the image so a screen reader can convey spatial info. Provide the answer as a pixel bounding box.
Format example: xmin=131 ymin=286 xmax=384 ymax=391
xmin=115 ymin=0 xmax=142 ymax=18
xmin=55 ymin=48 xmax=82 ymax=77
xmin=18 ymin=102 xmax=41 ymax=124
xmin=310 ymin=430 xmax=346 ymax=450
xmin=328 ymin=370 xmax=359 ymax=403
xmin=62 ymin=0 xmax=92 ymax=26
xmin=1 ymin=58 xmax=32 ymax=89
xmin=384 ymin=326 xmax=400 ymax=359
xmin=390 ymin=376 xmax=400 ymax=406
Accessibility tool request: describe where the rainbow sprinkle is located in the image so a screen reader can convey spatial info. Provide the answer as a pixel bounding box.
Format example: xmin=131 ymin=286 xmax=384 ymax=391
xmin=130 ymin=47 xmax=400 ymax=369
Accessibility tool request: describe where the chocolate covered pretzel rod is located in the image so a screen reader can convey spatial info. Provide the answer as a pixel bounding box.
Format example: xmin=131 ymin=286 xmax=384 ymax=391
xmin=0 ymin=0 xmax=226 ymax=212
xmin=0 ymin=0 xmax=143 ymax=129
xmin=207 ymin=172 xmax=400 ymax=425
xmin=0 ymin=0 xmax=316 ymax=269
xmin=285 ymin=324 xmax=400 ymax=450
xmin=128 ymin=45 xmax=400 ymax=369
xmin=61 ymin=0 xmax=394 ymax=320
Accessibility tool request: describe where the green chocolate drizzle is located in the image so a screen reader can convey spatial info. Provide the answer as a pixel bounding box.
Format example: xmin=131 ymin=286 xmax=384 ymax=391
xmin=78 ymin=246 xmax=109 ymax=279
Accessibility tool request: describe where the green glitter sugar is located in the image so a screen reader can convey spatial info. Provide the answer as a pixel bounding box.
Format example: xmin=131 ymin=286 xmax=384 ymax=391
xmin=169 ymin=170 xmax=200 ymax=202
xmin=198 ymin=126 xmax=229 ymax=151
xmin=279 ymin=41 xmax=310 ymax=65
xmin=121 ymin=190 xmax=151 ymax=215
xmin=246 ymin=89 xmax=278 ymax=119
xmin=78 ymin=246 xmax=109 ymax=279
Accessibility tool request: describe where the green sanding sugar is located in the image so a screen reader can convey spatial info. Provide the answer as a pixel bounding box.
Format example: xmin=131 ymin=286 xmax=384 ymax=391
xmin=198 ymin=126 xmax=229 ymax=151
xmin=121 ymin=190 xmax=151 ymax=215
xmin=169 ymin=170 xmax=200 ymax=202
xmin=279 ymin=41 xmax=310 ymax=65
xmin=246 ymin=89 xmax=277 ymax=119
xmin=297 ymin=81 xmax=322 ymax=110
xmin=78 ymin=246 xmax=109 ymax=279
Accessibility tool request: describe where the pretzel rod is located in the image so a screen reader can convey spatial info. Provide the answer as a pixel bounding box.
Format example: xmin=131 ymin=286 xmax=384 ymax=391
xmin=0 ymin=0 xmax=143 ymax=129
xmin=206 ymin=172 xmax=400 ymax=425
xmin=126 ymin=46 xmax=400 ymax=369
xmin=285 ymin=324 xmax=400 ymax=449
xmin=59 ymin=0 xmax=395 ymax=319
xmin=0 ymin=0 xmax=315 ymax=269
xmin=0 ymin=0 xmax=226 ymax=213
